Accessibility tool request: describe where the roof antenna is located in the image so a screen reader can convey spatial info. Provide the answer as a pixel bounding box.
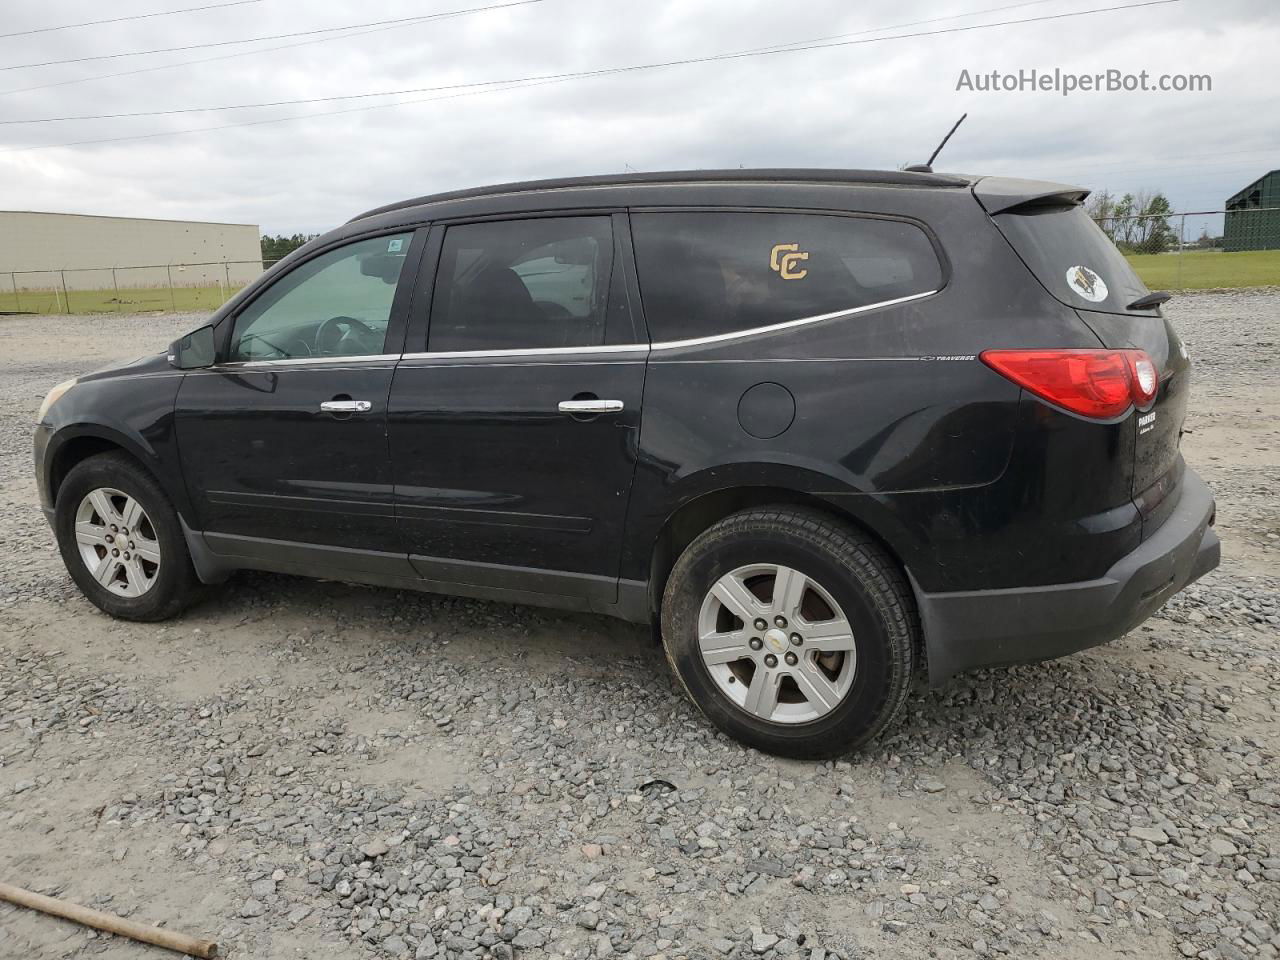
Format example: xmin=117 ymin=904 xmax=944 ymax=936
xmin=903 ymin=113 xmax=967 ymax=173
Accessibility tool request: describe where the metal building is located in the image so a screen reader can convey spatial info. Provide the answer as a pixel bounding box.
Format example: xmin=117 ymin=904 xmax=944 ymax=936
xmin=1223 ymin=170 xmax=1280 ymax=252
xmin=0 ymin=210 xmax=261 ymax=291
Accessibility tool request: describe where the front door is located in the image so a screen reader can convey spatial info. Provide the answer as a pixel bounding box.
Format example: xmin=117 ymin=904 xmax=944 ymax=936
xmin=176 ymin=230 xmax=424 ymax=575
xmin=388 ymin=214 xmax=647 ymax=603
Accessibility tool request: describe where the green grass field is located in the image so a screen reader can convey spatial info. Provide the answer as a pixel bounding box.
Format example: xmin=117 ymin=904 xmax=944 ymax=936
xmin=1 ymin=249 xmax=1276 ymax=316
xmin=0 ymin=284 xmax=243 ymax=315
xmin=1124 ymin=248 xmax=1280 ymax=291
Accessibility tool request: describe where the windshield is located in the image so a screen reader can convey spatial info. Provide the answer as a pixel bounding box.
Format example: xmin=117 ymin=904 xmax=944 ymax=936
xmin=994 ymin=204 xmax=1153 ymax=316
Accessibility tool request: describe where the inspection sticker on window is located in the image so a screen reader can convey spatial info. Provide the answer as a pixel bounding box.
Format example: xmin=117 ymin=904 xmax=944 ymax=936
xmin=387 ymin=238 xmax=405 ymax=253
xmin=1065 ymin=264 xmax=1108 ymax=302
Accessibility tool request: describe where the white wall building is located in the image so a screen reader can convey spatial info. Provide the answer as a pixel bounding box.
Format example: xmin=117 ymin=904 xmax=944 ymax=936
xmin=0 ymin=210 xmax=261 ymax=291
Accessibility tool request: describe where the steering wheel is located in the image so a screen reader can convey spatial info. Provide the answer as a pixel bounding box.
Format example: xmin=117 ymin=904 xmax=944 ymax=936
xmin=315 ymin=315 xmax=376 ymax=355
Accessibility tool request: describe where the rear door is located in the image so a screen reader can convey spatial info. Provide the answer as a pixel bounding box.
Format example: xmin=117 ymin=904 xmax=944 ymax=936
xmin=176 ymin=229 xmax=426 ymax=573
xmin=987 ymin=201 xmax=1190 ymax=525
xmin=387 ymin=213 xmax=647 ymax=603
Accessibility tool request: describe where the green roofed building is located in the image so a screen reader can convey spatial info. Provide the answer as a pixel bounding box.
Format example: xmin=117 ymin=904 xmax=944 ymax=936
xmin=1224 ymin=170 xmax=1280 ymax=252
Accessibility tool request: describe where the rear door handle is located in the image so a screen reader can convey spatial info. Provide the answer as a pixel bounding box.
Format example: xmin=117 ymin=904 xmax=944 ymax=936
xmin=558 ymin=399 xmax=624 ymax=414
xmin=320 ymin=399 xmax=372 ymax=414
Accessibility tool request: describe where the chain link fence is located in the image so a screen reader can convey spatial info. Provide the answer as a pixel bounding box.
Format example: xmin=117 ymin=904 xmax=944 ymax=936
xmin=0 ymin=259 xmax=282 ymax=315
xmin=2 ymin=207 xmax=1277 ymax=316
xmin=1090 ymin=206 xmax=1280 ymax=290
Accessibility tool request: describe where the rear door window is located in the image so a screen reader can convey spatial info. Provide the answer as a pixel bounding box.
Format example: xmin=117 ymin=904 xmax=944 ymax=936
xmin=992 ymin=203 xmax=1151 ymax=315
xmin=428 ymin=217 xmax=614 ymax=352
xmin=630 ymin=212 xmax=943 ymax=342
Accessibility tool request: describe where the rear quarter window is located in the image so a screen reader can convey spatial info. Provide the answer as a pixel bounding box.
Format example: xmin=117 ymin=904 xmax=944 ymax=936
xmin=993 ymin=204 xmax=1151 ymax=315
xmin=630 ymin=212 xmax=943 ymax=342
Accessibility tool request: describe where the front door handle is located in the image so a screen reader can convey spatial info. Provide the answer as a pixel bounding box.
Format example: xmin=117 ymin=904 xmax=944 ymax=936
xmin=558 ymin=399 xmax=624 ymax=415
xmin=320 ymin=399 xmax=372 ymax=414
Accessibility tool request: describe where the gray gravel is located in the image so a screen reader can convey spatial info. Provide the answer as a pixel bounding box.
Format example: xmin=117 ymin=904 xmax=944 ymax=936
xmin=1 ymin=292 xmax=1277 ymax=960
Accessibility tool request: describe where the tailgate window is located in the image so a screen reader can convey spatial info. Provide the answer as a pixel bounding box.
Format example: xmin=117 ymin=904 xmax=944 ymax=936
xmin=993 ymin=204 xmax=1151 ymax=317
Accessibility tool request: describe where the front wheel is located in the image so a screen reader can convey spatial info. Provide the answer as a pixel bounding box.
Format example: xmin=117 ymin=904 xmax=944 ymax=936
xmin=660 ymin=507 xmax=917 ymax=759
xmin=54 ymin=452 xmax=201 ymax=621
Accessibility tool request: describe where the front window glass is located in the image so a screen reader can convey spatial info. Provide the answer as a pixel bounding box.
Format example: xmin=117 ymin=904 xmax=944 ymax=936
xmin=229 ymin=233 xmax=412 ymax=361
xmin=428 ymin=217 xmax=613 ymax=352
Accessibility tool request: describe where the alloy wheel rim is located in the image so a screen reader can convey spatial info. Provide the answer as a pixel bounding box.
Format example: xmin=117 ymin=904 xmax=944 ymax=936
xmin=74 ymin=488 xmax=161 ymax=598
xmin=697 ymin=563 xmax=857 ymax=725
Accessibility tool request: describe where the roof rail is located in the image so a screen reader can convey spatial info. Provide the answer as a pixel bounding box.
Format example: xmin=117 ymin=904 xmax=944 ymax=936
xmin=349 ymin=167 xmax=972 ymax=222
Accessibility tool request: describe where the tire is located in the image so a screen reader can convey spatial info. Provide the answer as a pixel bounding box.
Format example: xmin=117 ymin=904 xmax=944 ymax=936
xmin=660 ymin=506 xmax=917 ymax=759
xmin=54 ymin=452 xmax=201 ymax=621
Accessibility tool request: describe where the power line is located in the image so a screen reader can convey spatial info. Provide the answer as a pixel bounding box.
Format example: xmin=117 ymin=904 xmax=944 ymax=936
xmin=0 ymin=0 xmax=1186 ymax=155
xmin=0 ymin=0 xmax=264 ymax=41
xmin=1054 ymin=158 xmax=1274 ymax=180
xmin=0 ymin=0 xmax=1183 ymax=143
xmin=958 ymin=150 xmax=1280 ymax=183
xmin=0 ymin=1 xmax=543 ymax=98
xmin=1036 ymin=147 xmax=1280 ymax=174
xmin=1089 ymin=163 xmax=1277 ymax=184
xmin=0 ymin=0 xmax=1185 ymax=153
xmin=0 ymin=75 xmax=559 ymax=154
xmin=735 ymin=0 xmax=1059 ymax=55
xmin=1 ymin=3 xmax=542 ymax=72
xmin=3 ymin=0 xmax=1066 ymax=123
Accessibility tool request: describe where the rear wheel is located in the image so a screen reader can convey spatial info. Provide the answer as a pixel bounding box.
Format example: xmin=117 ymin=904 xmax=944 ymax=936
xmin=54 ymin=453 xmax=201 ymax=621
xmin=660 ymin=506 xmax=917 ymax=759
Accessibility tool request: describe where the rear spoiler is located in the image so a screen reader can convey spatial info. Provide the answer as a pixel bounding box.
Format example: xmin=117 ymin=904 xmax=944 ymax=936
xmin=972 ymin=176 xmax=1090 ymax=215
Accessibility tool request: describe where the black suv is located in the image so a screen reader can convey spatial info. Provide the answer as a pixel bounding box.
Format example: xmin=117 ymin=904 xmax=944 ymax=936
xmin=34 ymin=169 xmax=1219 ymax=758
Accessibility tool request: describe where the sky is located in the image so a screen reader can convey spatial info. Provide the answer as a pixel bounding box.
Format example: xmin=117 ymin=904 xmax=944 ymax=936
xmin=0 ymin=0 xmax=1277 ymax=239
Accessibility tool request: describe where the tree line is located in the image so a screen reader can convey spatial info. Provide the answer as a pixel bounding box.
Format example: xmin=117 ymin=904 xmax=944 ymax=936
xmin=1086 ymin=190 xmax=1182 ymax=254
xmin=260 ymin=233 xmax=319 ymax=263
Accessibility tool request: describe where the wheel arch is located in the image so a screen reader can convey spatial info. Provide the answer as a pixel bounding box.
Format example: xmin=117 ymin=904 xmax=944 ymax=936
xmin=45 ymin=425 xmax=230 ymax=587
xmin=644 ymin=483 xmax=916 ymax=629
xmin=47 ymin=426 xmax=169 ymax=509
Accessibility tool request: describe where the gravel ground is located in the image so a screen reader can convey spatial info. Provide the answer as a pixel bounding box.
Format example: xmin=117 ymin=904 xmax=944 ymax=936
xmin=1 ymin=292 xmax=1277 ymax=960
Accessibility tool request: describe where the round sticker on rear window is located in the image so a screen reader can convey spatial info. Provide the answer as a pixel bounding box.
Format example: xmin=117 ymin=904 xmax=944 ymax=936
xmin=1065 ymin=265 xmax=1108 ymax=303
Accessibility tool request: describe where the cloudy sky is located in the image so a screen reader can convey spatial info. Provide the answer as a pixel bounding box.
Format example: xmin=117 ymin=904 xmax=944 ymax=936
xmin=1 ymin=0 xmax=1277 ymax=237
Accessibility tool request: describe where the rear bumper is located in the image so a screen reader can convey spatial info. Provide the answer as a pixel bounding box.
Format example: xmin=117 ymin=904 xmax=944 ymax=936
xmin=917 ymin=466 xmax=1219 ymax=684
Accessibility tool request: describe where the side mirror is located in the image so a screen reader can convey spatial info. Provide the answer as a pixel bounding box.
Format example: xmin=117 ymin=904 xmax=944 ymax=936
xmin=169 ymin=324 xmax=217 ymax=369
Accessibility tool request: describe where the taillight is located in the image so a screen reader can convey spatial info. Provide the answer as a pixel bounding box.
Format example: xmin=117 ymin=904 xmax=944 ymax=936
xmin=1130 ymin=354 xmax=1157 ymax=408
xmin=980 ymin=348 xmax=1159 ymax=420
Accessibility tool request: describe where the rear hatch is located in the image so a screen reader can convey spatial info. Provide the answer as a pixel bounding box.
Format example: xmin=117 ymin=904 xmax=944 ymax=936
xmin=976 ymin=183 xmax=1191 ymax=533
